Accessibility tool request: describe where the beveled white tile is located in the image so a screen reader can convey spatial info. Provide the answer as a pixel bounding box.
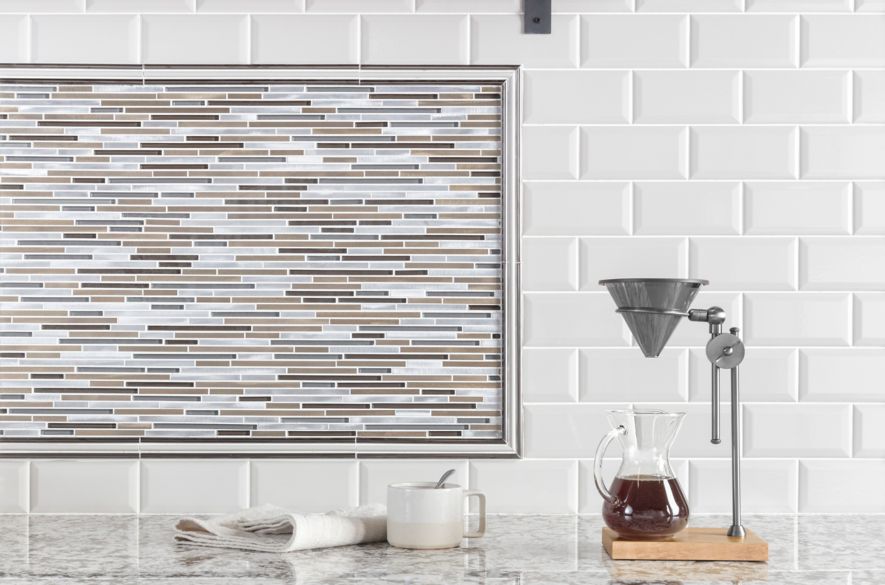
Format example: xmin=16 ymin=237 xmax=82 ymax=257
xmin=855 ymin=293 xmax=885 ymax=346
xmin=523 ymin=126 xmax=579 ymax=180
xmin=801 ymin=127 xmax=885 ymax=180
xmin=523 ymin=182 xmax=630 ymax=236
xmin=801 ymin=15 xmax=885 ymax=67
xmin=855 ymin=182 xmax=885 ymax=235
xmin=1 ymin=0 xmax=83 ymax=11
xmin=141 ymin=459 xmax=248 ymax=514
xmin=745 ymin=404 xmax=851 ymax=457
xmin=745 ymin=293 xmax=851 ymax=346
xmin=745 ymin=182 xmax=852 ymax=235
xmin=524 ymin=292 xmax=631 ymax=347
xmin=690 ymin=460 xmax=797 ymax=514
xmin=855 ymin=405 xmax=885 ymax=457
xmin=690 ymin=126 xmax=798 ymax=180
xmin=32 ymin=460 xmax=137 ymax=514
xmin=32 ymin=15 xmax=138 ymax=63
xmin=522 ymin=348 xmax=579 ymax=403
xmin=362 ymin=15 xmax=468 ymax=65
xmin=554 ymin=0 xmax=632 ymax=10
xmin=0 ymin=461 xmax=28 ymax=513
xmin=197 ymin=0 xmax=302 ymax=11
xmin=472 ymin=15 xmax=579 ymax=68
xmin=747 ymin=0 xmax=851 ymax=9
xmin=417 ymin=0 xmax=520 ymax=11
xmin=469 ymin=460 xmax=577 ymax=514
xmin=142 ymin=15 xmax=248 ymax=64
xmin=634 ymin=71 xmax=739 ymax=124
xmin=252 ymin=15 xmax=358 ymax=64
xmin=637 ymin=0 xmax=741 ymax=10
xmin=690 ymin=237 xmax=797 ymax=291
xmin=91 ymin=0 xmax=196 ymax=11
xmin=580 ymin=348 xmax=688 ymax=402
xmin=745 ymin=71 xmax=850 ymax=124
xmin=855 ymin=71 xmax=885 ymax=123
xmin=307 ymin=0 xmax=411 ymax=10
xmin=251 ymin=460 xmax=358 ymax=512
xmin=581 ymin=126 xmax=688 ymax=179
xmin=522 ymin=237 xmax=578 ymax=291
xmin=523 ymin=404 xmax=618 ymax=458
xmin=634 ymin=182 xmax=741 ymax=235
xmin=690 ymin=348 xmax=798 ymax=402
xmin=800 ymin=460 xmax=885 ymax=512
xmin=582 ymin=14 xmax=688 ymax=68
xmin=800 ymin=238 xmax=885 ymax=291
xmin=359 ymin=460 xmax=468 ymax=506
xmin=578 ymin=237 xmax=688 ymax=290
xmin=691 ymin=14 xmax=797 ymax=68
xmin=800 ymin=348 xmax=885 ymax=402
xmin=0 ymin=15 xmax=27 ymax=62
xmin=524 ymin=70 xmax=629 ymax=124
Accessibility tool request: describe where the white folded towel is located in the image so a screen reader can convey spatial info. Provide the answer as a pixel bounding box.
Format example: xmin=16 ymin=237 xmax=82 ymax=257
xmin=174 ymin=504 xmax=387 ymax=553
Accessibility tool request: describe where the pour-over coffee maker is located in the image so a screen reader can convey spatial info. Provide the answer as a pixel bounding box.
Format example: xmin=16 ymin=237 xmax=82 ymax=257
xmin=597 ymin=278 xmax=768 ymax=562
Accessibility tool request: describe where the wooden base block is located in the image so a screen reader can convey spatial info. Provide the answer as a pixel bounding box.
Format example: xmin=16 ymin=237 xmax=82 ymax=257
xmin=602 ymin=527 xmax=768 ymax=561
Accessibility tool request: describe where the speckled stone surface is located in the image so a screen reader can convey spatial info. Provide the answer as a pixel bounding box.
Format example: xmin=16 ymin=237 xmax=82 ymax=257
xmin=0 ymin=514 xmax=882 ymax=584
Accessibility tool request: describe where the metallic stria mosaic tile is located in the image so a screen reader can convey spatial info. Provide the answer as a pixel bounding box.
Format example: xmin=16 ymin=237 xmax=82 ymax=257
xmin=0 ymin=71 xmax=507 ymax=449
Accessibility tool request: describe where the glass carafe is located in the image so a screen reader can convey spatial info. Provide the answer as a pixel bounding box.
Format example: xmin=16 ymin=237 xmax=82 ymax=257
xmin=593 ymin=409 xmax=689 ymax=540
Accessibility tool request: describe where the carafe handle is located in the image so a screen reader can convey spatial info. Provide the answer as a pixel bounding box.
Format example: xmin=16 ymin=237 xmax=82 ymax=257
xmin=593 ymin=425 xmax=626 ymax=505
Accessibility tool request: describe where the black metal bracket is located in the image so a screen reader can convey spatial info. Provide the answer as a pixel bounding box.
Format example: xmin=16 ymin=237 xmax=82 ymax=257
xmin=524 ymin=0 xmax=551 ymax=34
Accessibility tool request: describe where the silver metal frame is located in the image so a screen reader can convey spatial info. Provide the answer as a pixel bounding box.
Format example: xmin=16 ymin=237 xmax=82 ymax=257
xmin=0 ymin=65 xmax=522 ymax=458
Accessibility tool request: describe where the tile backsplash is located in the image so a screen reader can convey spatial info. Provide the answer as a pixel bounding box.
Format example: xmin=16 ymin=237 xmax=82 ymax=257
xmin=0 ymin=0 xmax=883 ymax=514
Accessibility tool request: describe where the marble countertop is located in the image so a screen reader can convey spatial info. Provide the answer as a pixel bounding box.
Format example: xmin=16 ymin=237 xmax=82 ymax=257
xmin=0 ymin=514 xmax=882 ymax=584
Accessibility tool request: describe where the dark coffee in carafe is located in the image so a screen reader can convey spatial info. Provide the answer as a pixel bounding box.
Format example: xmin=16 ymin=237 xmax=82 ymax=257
xmin=602 ymin=475 xmax=689 ymax=539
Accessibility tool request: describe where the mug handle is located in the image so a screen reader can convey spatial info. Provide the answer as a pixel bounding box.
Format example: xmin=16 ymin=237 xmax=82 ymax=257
xmin=463 ymin=490 xmax=486 ymax=538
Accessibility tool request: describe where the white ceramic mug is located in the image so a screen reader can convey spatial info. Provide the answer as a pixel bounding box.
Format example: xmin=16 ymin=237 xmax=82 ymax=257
xmin=386 ymin=482 xmax=486 ymax=549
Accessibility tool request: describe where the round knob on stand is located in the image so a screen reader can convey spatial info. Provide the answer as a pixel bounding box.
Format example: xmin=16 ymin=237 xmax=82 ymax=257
xmin=705 ymin=333 xmax=745 ymax=369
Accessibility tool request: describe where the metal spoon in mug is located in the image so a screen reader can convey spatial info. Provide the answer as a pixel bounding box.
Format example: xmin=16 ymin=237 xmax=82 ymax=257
xmin=434 ymin=468 xmax=456 ymax=489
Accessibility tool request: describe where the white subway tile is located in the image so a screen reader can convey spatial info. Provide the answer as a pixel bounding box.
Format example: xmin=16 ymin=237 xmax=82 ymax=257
xmin=690 ymin=127 xmax=797 ymax=180
xmin=523 ymin=182 xmax=630 ymax=236
xmin=581 ymin=126 xmax=688 ymax=179
xmin=522 ymin=348 xmax=579 ymax=403
xmin=855 ymin=405 xmax=885 ymax=457
xmin=855 ymin=182 xmax=885 ymax=235
xmin=637 ymin=0 xmax=742 ymax=10
xmin=141 ymin=459 xmax=248 ymax=514
xmin=854 ymin=71 xmax=885 ymax=123
xmin=667 ymin=291 xmax=742 ymax=346
xmin=691 ymin=15 xmax=797 ymax=68
xmin=524 ymin=404 xmax=617 ymax=458
xmin=32 ymin=15 xmax=137 ymax=63
xmin=689 ymin=460 xmax=797 ymax=514
xmin=31 ymin=460 xmax=137 ymax=513
xmin=0 ymin=0 xmax=83 ymax=11
xmin=523 ymin=126 xmax=579 ymax=180
xmin=800 ymin=348 xmax=885 ymax=401
xmin=801 ymin=15 xmax=885 ymax=67
xmin=648 ymin=402 xmax=733 ymax=458
xmin=524 ymin=292 xmax=631 ymax=347
xmin=89 ymin=0 xmax=195 ymax=11
xmin=745 ymin=182 xmax=852 ymax=235
xmin=554 ymin=0 xmax=632 ymax=10
xmin=855 ymin=293 xmax=885 ymax=346
xmin=800 ymin=460 xmax=885 ymax=512
xmin=634 ymin=182 xmax=741 ymax=236
xmin=197 ymin=0 xmax=302 ymax=10
xmin=579 ymin=459 xmax=689 ymax=514
xmin=522 ymin=237 xmax=578 ymax=291
xmin=856 ymin=0 xmax=885 ymax=11
xmin=581 ymin=14 xmax=688 ymax=68
xmin=690 ymin=348 xmax=798 ymax=402
xmin=745 ymin=71 xmax=850 ymax=124
xmin=0 ymin=461 xmax=28 ymax=513
xmin=307 ymin=0 xmax=411 ymax=11
xmin=362 ymin=15 xmax=467 ymax=64
xmin=469 ymin=460 xmax=577 ymax=514
xmin=747 ymin=0 xmax=851 ymax=10
xmin=471 ymin=15 xmax=579 ymax=68
xmin=524 ymin=70 xmax=629 ymax=124
xmin=745 ymin=293 xmax=851 ymax=346
xmin=417 ymin=0 xmax=520 ymax=11
xmin=359 ymin=460 xmax=468 ymax=506
xmin=744 ymin=404 xmax=851 ymax=457
xmin=634 ymin=71 xmax=739 ymax=124
xmin=251 ymin=460 xmax=357 ymax=512
xmin=690 ymin=237 xmax=797 ymax=291
xmin=579 ymin=348 xmax=688 ymax=402
xmin=800 ymin=238 xmax=885 ymax=291
xmin=0 ymin=15 xmax=27 ymax=62
xmin=801 ymin=128 xmax=885 ymax=180
xmin=252 ymin=15 xmax=357 ymax=64
xmin=578 ymin=237 xmax=688 ymax=290
xmin=142 ymin=15 xmax=247 ymax=64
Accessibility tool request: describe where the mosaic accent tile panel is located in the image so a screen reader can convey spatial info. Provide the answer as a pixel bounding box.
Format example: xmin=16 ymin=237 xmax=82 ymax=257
xmin=0 ymin=73 xmax=507 ymax=448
